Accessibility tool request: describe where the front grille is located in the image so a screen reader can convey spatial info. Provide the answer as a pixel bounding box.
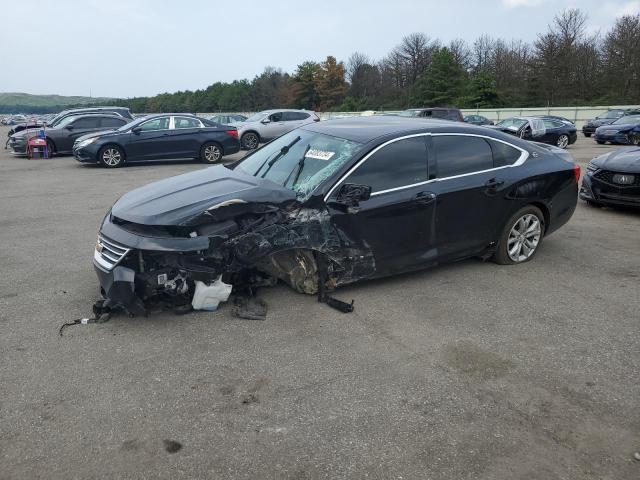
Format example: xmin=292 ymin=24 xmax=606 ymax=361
xmin=94 ymin=235 xmax=131 ymax=271
xmin=593 ymin=170 xmax=640 ymax=186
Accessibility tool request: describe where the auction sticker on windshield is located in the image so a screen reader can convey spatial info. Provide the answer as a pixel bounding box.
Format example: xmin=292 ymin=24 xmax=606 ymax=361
xmin=305 ymin=149 xmax=335 ymax=161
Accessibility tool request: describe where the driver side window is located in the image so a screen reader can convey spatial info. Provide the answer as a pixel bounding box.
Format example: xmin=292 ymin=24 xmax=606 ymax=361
xmin=341 ymin=136 xmax=428 ymax=194
xmin=269 ymin=112 xmax=283 ymax=122
xmin=139 ymin=117 xmax=170 ymax=131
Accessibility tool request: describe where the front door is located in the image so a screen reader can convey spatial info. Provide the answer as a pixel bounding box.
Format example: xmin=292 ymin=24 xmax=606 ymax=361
xmin=327 ymin=135 xmax=437 ymax=276
xmin=260 ymin=112 xmax=288 ymax=141
xmin=126 ymin=116 xmax=172 ymax=160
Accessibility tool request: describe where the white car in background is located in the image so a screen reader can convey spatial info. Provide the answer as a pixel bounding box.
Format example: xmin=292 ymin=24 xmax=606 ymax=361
xmin=237 ymin=109 xmax=319 ymax=149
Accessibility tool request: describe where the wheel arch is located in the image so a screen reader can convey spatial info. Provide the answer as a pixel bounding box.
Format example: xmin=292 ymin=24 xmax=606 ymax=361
xmin=529 ymin=201 xmax=550 ymax=235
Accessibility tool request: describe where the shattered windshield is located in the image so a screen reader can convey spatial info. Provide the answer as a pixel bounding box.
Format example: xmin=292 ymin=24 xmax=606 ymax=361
xmin=236 ymin=129 xmax=363 ymax=200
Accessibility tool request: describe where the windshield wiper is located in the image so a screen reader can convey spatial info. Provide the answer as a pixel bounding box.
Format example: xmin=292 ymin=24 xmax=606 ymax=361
xmin=256 ymin=136 xmax=301 ymax=178
xmin=283 ymin=144 xmax=310 ymax=188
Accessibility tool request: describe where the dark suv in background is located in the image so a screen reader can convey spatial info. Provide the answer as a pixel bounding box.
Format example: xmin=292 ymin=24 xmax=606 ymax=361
xmin=8 ymin=113 xmax=129 ymax=156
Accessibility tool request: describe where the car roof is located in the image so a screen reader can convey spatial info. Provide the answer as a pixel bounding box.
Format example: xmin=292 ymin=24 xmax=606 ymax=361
xmin=406 ymin=107 xmax=459 ymax=111
xmin=301 ymin=115 xmax=502 ymax=144
xmin=259 ymin=109 xmax=314 ymax=114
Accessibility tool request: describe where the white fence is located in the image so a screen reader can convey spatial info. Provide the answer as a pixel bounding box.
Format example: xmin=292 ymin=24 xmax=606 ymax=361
xmin=199 ymin=105 xmax=640 ymax=128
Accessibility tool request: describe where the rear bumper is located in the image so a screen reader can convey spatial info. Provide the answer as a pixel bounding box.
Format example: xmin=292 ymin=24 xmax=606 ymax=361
xmin=580 ymin=173 xmax=640 ymax=207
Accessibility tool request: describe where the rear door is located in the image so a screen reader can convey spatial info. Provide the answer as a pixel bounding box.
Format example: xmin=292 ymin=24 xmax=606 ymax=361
xmin=125 ymin=116 xmax=172 ymax=160
xmin=100 ymin=116 xmax=128 ymax=131
xmin=327 ymin=135 xmax=437 ymax=275
xmin=283 ymin=111 xmax=311 ymax=130
xmin=172 ymin=116 xmax=204 ymax=158
xmin=429 ymin=134 xmax=525 ymax=261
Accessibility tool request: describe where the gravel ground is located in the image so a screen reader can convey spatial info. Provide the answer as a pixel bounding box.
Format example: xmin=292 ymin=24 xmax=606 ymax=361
xmin=0 ymin=128 xmax=639 ymax=479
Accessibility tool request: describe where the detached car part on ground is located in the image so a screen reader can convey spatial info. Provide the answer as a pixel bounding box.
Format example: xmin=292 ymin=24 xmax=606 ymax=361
xmin=73 ymin=114 xmax=240 ymax=167
xmin=92 ymin=116 xmax=579 ymax=317
xmin=580 ymin=146 xmax=640 ymax=208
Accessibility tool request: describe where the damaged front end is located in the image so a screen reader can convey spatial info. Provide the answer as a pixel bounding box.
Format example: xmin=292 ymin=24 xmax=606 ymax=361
xmin=94 ymin=165 xmax=375 ymax=316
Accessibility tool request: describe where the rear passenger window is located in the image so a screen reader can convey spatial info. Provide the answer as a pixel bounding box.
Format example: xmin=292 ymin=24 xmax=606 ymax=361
xmin=284 ymin=112 xmax=309 ymax=121
xmin=434 ymin=135 xmax=493 ymax=178
xmin=101 ymin=117 xmax=126 ymax=128
xmin=488 ymin=139 xmax=521 ymax=167
xmin=174 ymin=117 xmax=201 ymax=129
xmin=345 ymin=136 xmax=428 ymax=193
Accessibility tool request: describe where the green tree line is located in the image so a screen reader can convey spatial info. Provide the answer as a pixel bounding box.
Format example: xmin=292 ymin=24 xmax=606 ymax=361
xmin=104 ymin=9 xmax=639 ymax=113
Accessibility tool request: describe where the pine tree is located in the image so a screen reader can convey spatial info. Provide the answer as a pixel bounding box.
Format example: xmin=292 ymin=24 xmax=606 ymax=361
xmin=410 ymin=48 xmax=465 ymax=106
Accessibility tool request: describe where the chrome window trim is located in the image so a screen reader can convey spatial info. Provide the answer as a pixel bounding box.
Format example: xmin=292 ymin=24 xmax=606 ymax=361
xmin=324 ymin=132 xmax=529 ymax=201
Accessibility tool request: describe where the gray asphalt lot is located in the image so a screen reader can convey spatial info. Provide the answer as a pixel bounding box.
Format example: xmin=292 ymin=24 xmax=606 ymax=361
xmin=1 ymin=128 xmax=639 ymax=479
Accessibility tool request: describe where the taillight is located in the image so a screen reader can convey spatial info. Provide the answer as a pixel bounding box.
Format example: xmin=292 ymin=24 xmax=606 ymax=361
xmin=573 ymin=164 xmax=581 ymax=182
xmin=225 ymin=130 xmax=238 ymax=138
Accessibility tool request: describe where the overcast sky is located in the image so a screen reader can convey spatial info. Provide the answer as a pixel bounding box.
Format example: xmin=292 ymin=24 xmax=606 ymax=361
xmin=1 ymin=0 xmax=638 ymax=98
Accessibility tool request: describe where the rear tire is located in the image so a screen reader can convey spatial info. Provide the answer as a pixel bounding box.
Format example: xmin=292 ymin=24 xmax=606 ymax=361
xmin=492 ymin=205 xmax=545 ymax=265
xmin=99 ymin=145 xmax=124 ymax=168
xmin=556 ymin=134 xmax=569 ymax=149
xmin=586 ymin=200 xmax=602 ymax=208
xmin=241 ymin=132 xmax=260 ymax=150
xmin=596 ymin=140 xmax=605 ymax=145
xmin=584 ymin=133 xmax=591 ymax=138
xmin=200 ymin=142 xmax=222 ymax=163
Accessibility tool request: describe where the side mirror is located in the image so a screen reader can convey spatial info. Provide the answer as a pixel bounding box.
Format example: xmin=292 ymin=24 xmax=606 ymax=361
xmin=132 ymin=126 xmax=142 ymax=134
xmin=329 ymin=183 xmax=372 ymax=212
xmin=261 ymin=119 xmax=271 ymax=124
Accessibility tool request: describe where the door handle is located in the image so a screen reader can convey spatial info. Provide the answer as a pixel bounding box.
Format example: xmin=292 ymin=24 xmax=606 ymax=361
xmin=485 ymin=178 xmax=504 ymax=188
xmin=414 ymin=191 xmax=436 ymax=204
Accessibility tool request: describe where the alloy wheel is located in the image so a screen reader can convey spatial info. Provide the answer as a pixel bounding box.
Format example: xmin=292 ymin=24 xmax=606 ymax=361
xmin=507 ymin=214 xmax=542 ymax=262
xmin=102 ymin=148 xmax=121 ymax=166
xmin=556 ymin=135 xmax=569 ymax=149
xmin=243 ymin=133 xmax=259 ymax=149
xmin=204 ymin=144 xmax=221 ymax=162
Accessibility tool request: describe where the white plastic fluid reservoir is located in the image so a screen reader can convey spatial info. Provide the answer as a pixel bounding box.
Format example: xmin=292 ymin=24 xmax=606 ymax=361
xmin=191 ymin=277 xmax=232 ymax=311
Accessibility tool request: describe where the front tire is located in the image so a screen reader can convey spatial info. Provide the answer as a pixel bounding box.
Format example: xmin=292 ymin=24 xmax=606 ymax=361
xmin=556 ymin=134 xmax=569 ymax=149
xmin=596 ymin=140 xmax=605 ymax=145
xmin=241 ymin=132 xmax=260 ymax=150
xmin=200 ymin=142 xmax=222 ymax=163
xmin=99 ymin=145 xmax=124 ymax=168
xmin=492 ymin=206 xmax=545 ymax=265
xmin=629 ymin=133 xmax=640 ymax=145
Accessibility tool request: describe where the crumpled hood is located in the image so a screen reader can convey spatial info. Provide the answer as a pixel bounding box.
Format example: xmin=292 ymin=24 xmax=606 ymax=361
xmin=111 ymin=165 xmax=297 ymax=226
xmin=592 ymin=147 xmax=640 ymax=173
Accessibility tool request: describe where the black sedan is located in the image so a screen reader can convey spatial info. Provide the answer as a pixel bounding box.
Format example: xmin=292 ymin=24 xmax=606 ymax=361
xmin=582 ymin=109 xmax=627 ymax=137
xmin=464 ymin=114 xmax=493 ymax=125
xmin=8 ymin=113 xmax=128 ymax=156
xmin=580 ymin=147 xmax=640 ymax=208
xmin=490 ymin=117 xmax=577 ymax=149
xmin=593 ymin=114 xmax=640 ymax=145
xmin=90 ymin=116 xmax=579 ymax=315
xmin=73 ymin=114 xmax=241 ymax=167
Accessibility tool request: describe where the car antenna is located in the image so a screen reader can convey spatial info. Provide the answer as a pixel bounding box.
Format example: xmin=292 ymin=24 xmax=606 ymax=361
xmin=283 ymin=144 xmax=311 ymax=188
xmin=259 ymin=135 xmax=301 ymax=179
